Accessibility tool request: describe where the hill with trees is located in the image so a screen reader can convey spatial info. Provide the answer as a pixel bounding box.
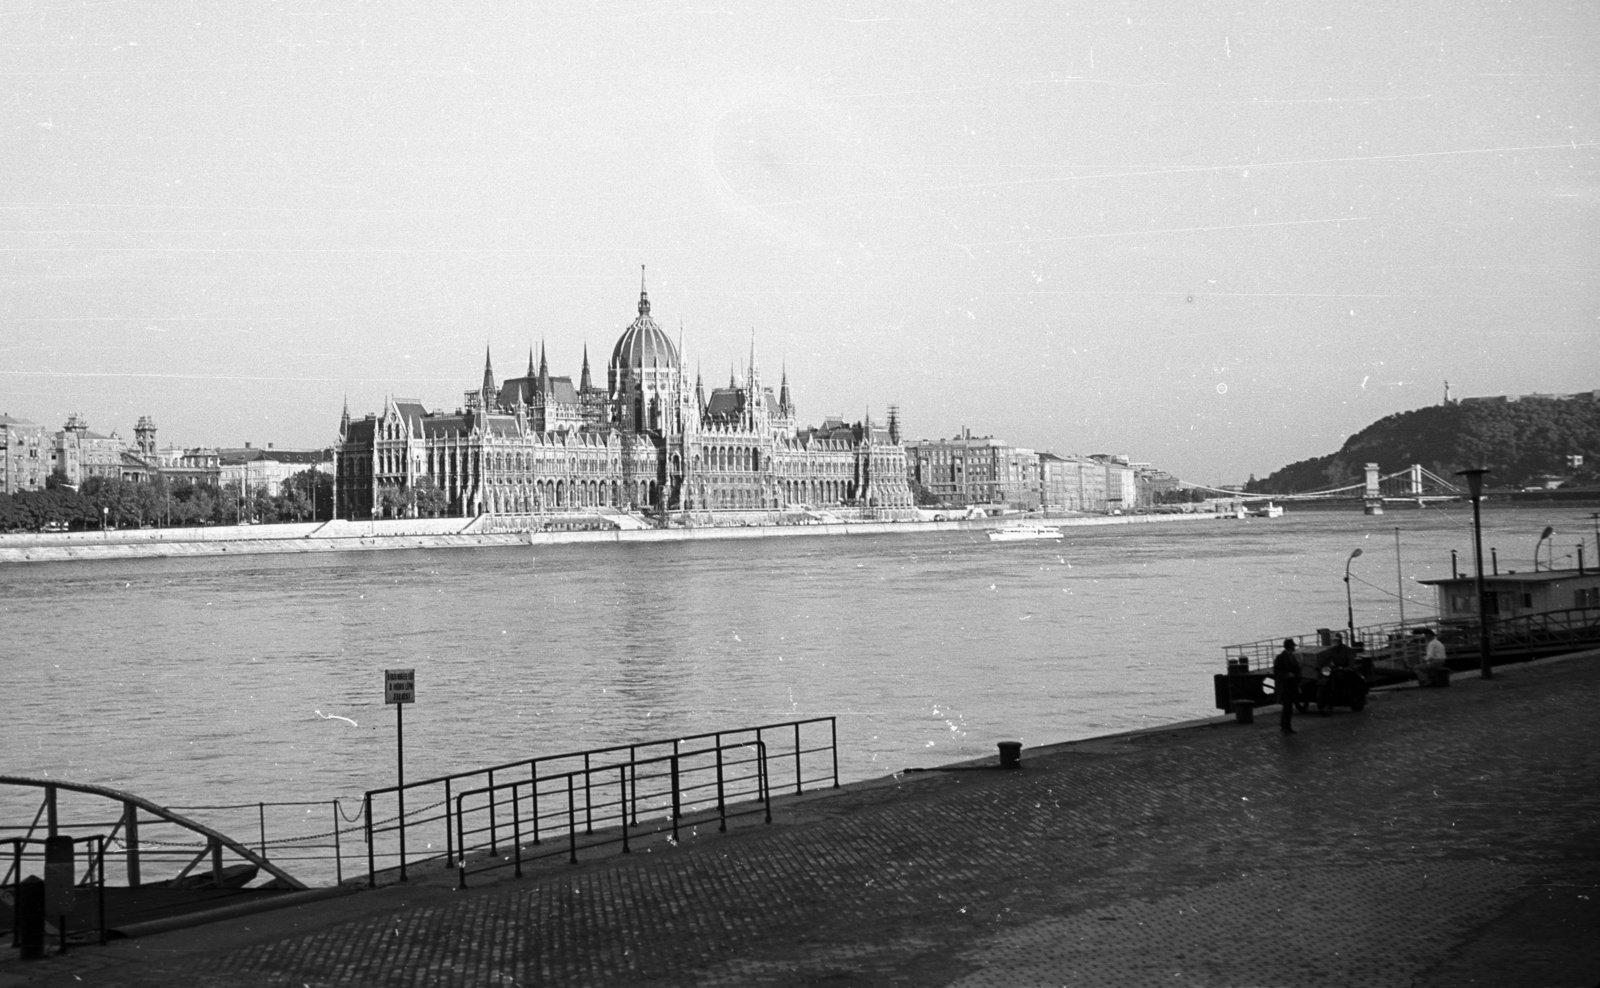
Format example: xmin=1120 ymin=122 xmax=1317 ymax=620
xmin=1246 ymin=395 xmax=1600 ymax=494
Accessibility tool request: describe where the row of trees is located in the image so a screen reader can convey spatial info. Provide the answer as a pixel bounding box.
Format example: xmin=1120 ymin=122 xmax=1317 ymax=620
xmin=0 ymin=469 xmax=334 ymax=532
xmin=374 ymin=477 xmax=451 ymax=519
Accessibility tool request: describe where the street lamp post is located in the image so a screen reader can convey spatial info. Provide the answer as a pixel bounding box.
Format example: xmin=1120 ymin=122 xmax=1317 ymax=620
xmin=1456 ymin=468 xmax=1493 ymax=680
xmin=1344 ymin=548 xmax=1363 ymax=644
xmin=1536 ymin=525 xmax=1554 ymax=572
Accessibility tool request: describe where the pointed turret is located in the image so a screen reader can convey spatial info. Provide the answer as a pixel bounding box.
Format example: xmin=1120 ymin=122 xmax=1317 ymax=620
xmin=779 ymin=362 xmax=792 ymax=415
xmin=537 ymin=341 xmax=551 ymax=393
xmin=695 ymin=365 xmax=706 ymax=413
xmin=339 ymin=397 xmax=351 ymax=440
xmin=481 ymin=345 xmax=495 ymax=395
xmin=580 ymin=344 xmax=593 ymax=392
xmin=527 ymin=347 xmax=537 ymax=378
xmin=638 ymin=264 xmax=650 ymax=316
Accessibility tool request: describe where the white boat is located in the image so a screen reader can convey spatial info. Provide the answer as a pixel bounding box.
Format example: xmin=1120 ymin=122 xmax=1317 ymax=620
xmin=988 ymin=523 xmax=1064 ymax=542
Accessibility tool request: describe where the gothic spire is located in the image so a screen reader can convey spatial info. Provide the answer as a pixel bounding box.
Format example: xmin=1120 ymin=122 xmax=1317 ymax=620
xmin=538 ymin=340 xmax=551 ymax=392
xmin=481 ymin=344 xmax=496 ymax=400
xmin=527 ymin=347 xmax=537 ymax=378
xmin=580 ymin=344 xmax=593 ymax=392
xmin=638 ymin=264 xmax=650 ymax=316
xmin=779 ymin=361 xmax=792 ymax=414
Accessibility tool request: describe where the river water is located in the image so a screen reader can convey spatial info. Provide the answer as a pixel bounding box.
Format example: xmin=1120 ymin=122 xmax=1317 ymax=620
xmin=2 ymin=504 xmax=1589 ymax=823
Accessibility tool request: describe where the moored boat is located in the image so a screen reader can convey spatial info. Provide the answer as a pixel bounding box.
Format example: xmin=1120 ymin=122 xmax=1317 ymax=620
xmin=988 ymin=523 xmax=1064 ymax=542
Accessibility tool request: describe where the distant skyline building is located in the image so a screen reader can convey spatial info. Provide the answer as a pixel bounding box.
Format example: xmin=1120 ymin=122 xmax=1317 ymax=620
xmin=334 ymin=273 xmax=914 ymax=522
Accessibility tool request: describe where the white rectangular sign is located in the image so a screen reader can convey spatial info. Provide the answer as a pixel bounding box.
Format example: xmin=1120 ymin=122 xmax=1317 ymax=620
xmin=385 ymin=668 xmax=415 ymax=705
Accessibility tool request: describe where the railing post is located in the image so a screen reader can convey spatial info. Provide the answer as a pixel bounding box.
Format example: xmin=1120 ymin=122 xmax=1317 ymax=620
xmin=794 ymin=722 xmax=803 ymax=795
xmin=830 ymin=717 xmax=839 ymax=788
xmin=759 ymin=741 xmax=771 ymax=823
xmin=332 ymin=801 xmax=342 ymax=886
xmin=444 ymin=778 xmax=453 ymax=868
xmin=716 ymin=742 xmax=727 ymax=833
xmin=531 ymin=768 xmax=541 ymax=846
xmin=629 ymin=746 xmax=638 ymax=826
xmin=455 ymin=794 xmax=467 ymax=890
xmin=95 ymin=836 xmax=106 ymax=945
xmin=511 ymin=783 xmax=523 ymax=879
xmin=123 ymin=801 xmax=140 ymax=888
xmin=487 ymin=768 xmax=498 ymax=854
xmin=671 ymin=756 xmax=681 ymax=843
xmin=364 ymin=793 xmax=375 ymax=889
xmin=584 ymin=752 xmax=594 ymax=834
xmin=258 ymin=802 xmax=267 ymax=858
xmin=619 ymin=768 xmax=630 ymax=854
xmin=567 ymin=776 xmax=578 ymax=865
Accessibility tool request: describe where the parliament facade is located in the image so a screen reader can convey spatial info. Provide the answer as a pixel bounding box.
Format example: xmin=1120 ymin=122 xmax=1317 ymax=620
xmin=334 ymin=277 xmax=913 ymax=524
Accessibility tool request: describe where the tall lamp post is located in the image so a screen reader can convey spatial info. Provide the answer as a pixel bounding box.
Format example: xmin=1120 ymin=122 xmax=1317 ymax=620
xmin=1456 ymin=468 xmax=1493 ymax=680
xmin=1535 ymin=525 xmax=1554 ymax=572
xmin=1344 ymin=548 xmax=1363 ymax=644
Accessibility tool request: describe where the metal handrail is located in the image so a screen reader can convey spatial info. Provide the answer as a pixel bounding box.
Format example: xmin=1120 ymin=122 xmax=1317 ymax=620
xmin=1222 ymin=605 xmax=1600 ymax=673
xmin=450 ymin=740 xmax=770 ymax=888
xmin=4 ymin=836 xmax=107 ymax=948
xmin=362 ymin=717 xmax=835 ymax=886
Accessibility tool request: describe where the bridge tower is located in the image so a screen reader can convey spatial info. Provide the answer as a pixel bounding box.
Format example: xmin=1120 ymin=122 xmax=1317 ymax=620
xmin=1364 ymin=462 xmax=1384 ymax=515
xmin=1409 ymin=464 xmax=1424 ymax=496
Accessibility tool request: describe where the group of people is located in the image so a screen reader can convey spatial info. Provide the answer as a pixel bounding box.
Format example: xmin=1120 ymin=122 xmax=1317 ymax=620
xmin=1270 ymin=628 xmax=1447 ymax=734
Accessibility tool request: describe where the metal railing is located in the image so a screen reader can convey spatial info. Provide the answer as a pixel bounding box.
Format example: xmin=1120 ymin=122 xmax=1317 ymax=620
xmin=363 ymin=716 xmax=837 ymax=886
xmin=1222 ymin=605 xmax=1600 ymax=673
xmin=3 ymin=836 xmax=107 ymax=946
xmin=452 ymin=740 xmax=770 ymax=888
xmin=0 ymin=777 xmax=354 ymax=891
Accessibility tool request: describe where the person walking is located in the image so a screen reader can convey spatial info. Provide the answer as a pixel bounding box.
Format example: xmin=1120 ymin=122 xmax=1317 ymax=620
xmin=1273 ymin=638 xmax=1301 ymax=734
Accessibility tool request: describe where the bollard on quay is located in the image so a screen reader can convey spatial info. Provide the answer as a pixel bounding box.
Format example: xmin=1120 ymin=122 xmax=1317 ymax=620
xmin=16 ymin=875 xmax=46 ymax=960
xmin=1233 ymin=700 xmax=1254 ymax=724
xmin=997 ymin=741 xmax=1022 ymax=769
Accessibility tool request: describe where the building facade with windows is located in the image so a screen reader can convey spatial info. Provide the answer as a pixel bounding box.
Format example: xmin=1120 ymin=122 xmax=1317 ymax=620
xmin=1 ymin=414 xmax=50 ymax=494
xmin=334 ymin=278 xmax=913 ymax=523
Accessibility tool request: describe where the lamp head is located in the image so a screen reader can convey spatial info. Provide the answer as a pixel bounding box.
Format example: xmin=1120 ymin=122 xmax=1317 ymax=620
xmin=1540 ymin=526 xmax=1554 ymax=541
xmin=1454 ymin=467 xmax=1489 ymax=498
xmin=1349 ymin=548 xmax=1363 ymax=560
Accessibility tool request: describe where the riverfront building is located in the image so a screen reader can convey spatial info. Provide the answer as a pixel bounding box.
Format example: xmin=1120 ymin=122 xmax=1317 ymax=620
xmin=333 ymin=277 xmax=915 ymax=523
xmin=0 ymin=415 xmax=50 ymax=494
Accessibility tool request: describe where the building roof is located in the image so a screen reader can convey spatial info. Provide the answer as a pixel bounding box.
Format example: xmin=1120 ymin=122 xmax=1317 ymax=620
xmin=1419 ymin=568 xmax=1598 ymax=587
xmin=609 ymin=277 xmax=679 ymax=378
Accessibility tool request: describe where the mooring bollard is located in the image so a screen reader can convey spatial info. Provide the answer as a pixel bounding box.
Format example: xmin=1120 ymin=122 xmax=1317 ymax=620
xmin=1232 ymin=700 xmax=1254 ymax=725
xmin=16 ymin=875 xmax=45 ymax=960
xmin=997 ymin=741 xmax=1022 ymax=769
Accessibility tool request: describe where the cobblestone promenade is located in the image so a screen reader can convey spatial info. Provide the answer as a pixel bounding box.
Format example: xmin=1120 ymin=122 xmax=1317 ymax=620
xmin=6 ymin=653 xmax=1598 ymax=987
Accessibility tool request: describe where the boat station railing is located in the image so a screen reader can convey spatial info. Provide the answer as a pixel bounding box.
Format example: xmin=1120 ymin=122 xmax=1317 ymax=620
xmin=361 ymin=716 xmax=838 ymax=887
xmin=1222 ymin=604 xmax=1600 ymax=674
xmin=452 ymin=739 xmax=770 ymax=888
xmin=0 ymin=776 xmax=327 ymax=893
xmin=4 ymin=835 xmax=108 ymax=949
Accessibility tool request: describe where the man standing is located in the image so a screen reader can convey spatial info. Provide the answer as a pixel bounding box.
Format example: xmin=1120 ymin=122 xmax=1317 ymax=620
xmin=1273 ymin=638 xmax=1301 ymax=734
xmin=1416 ymin=627 xmax=1447 ymax=685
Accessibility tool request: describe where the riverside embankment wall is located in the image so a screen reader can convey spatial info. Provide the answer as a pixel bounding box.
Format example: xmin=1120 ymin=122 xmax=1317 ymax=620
xmin=0 ymin=511 xmax=1223 ymax=563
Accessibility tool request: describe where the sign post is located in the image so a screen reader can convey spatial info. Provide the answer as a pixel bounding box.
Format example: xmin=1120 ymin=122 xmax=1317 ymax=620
xmin=384 ymin=669 xmax=415 ymax=881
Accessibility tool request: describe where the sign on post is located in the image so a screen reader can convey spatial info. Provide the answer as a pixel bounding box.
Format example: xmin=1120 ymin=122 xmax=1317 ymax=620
xmin=385 ymin=668 xmax=415 ymax=705
xmin=383 ymin=668 xmax=414 ymax=881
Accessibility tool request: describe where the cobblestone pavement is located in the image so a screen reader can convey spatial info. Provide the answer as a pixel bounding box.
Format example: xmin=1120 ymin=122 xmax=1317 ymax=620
xmin=6 ymin=653 xmax=1599 ymax=987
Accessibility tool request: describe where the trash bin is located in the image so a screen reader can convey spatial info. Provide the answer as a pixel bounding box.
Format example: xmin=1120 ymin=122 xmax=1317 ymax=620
xmin=997 ymin=741 xmax=1022 ymax=769
xmin=1232 ymin=700 xmax=1254 ymax=724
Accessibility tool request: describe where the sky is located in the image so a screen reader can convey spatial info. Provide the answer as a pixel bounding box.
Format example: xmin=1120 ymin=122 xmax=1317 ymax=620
xmin=3 ymin=1 xmax=1596 ymax=485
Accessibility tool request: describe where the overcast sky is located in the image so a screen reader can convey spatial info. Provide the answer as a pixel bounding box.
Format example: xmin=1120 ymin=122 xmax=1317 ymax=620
xmin=4 ymin=1 xmax=1595 ymax=484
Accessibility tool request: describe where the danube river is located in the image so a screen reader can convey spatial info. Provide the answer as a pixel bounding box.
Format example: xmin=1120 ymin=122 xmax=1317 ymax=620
xmin=2 ymin=504 xmax=1587 ymax=827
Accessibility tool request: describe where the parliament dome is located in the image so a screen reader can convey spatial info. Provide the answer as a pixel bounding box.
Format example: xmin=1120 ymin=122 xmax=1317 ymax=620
xmin=610 ymin=276 xmax=679 ymax=376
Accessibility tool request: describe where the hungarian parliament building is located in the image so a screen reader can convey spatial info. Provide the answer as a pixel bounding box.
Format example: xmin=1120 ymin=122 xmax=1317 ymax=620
xmin=334 ymin=276 xmax=914 ymax=524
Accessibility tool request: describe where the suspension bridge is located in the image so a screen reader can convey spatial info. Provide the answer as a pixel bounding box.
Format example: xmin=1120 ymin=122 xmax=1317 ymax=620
xmin=1179 ymin=463 xmax=1465 ymax=513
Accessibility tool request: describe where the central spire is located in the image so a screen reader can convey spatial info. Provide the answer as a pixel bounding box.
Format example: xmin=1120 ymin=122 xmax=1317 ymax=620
xmin=638 ymin=264 xmax=650 ymax=316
